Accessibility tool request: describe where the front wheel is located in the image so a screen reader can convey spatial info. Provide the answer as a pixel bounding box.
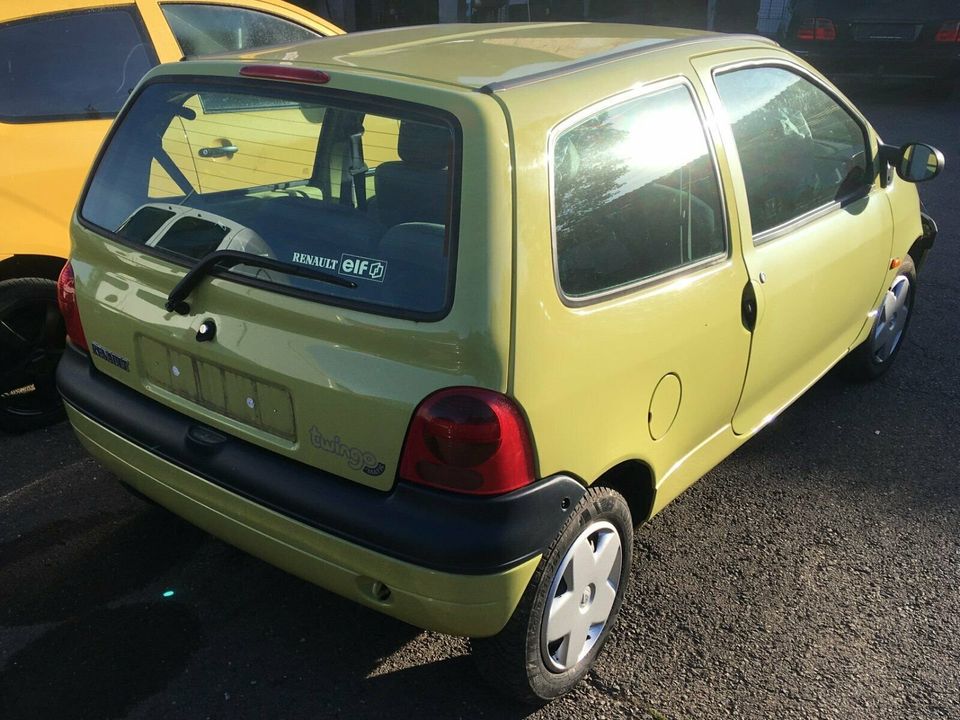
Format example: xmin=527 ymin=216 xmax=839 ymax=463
xmin=842 ymin=255 xmax=916 ymax=381
xmin=471 ymin=486 xmax=633 ymax=703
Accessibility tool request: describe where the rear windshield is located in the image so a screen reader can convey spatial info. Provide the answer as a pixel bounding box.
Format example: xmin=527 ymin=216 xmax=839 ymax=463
xmin=81 ymin=79 xmax=459 ymax=319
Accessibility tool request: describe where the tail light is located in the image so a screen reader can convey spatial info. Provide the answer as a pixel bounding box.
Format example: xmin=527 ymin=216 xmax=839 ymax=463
xmin=797 ymin=18 xmax=837 ymax=41
xmin=935 ymin=22 xmax=960 ymax=43
xmin=56 ymin=261 xmax=88 ymax=352
xmin=399 ymin=387 xmax=535 ymax=496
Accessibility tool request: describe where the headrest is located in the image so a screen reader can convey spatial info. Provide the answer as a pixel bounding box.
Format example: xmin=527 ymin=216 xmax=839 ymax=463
xmin=397 ymin=121 xmax=451 ymax=168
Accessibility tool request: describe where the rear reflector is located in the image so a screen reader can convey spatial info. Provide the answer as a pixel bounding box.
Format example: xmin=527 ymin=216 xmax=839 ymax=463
xmin=797 ymin=18 xmax=837 ymax=41
xmin=239 ymin=65 xmax=330 ymax=84
xmin=935 ymin=22 xmax=960 ymax=43
xmin=56 ymin=261 xmax=88 ymax=352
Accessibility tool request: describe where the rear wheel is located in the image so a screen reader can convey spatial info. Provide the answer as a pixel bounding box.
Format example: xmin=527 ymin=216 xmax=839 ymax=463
xmin=842 ymin=255 xmax=915 ymax=381
xmin=0 ymin=278 xmax=66 ymax=432
xmin=471 ymin=486 xmax=633 ymax=703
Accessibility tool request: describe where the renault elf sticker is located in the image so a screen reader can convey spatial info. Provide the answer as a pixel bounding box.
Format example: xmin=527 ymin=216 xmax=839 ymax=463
xmin=291 ymin=252 xmax=387 ymax=282
xmin=339 ymin=254 xmax=387 ymax=282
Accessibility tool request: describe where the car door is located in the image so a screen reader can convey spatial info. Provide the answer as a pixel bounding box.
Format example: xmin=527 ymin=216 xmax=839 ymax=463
xmin=693 ymin=53 xmax=893 ymax=436
xmin=0 ymin=2 xmax=159 ymax=263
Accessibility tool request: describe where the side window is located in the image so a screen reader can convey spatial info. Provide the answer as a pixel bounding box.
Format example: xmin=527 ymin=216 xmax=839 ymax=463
xmin=161 ymin=4 xmax=320 ymax=57
xmin=714 ymin=66 xmax=870 ymax=237
xmin=553 ymin=85 xmax=726 ymax=299
xmin=0 ymin=8 xmax=156 ymax=121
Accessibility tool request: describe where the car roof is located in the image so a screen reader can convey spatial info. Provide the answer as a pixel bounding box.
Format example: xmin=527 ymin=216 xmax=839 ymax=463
xmin=232 ymin=22 xmax=777 ymax=92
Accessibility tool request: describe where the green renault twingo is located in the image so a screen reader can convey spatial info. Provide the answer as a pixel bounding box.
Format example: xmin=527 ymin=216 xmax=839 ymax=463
xmin=57 ymin=23 xmax=941 ymax=700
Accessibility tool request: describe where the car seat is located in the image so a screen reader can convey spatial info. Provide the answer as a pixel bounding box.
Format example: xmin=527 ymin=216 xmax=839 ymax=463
xmin=374 ymin=121 xmax=451 ymax=228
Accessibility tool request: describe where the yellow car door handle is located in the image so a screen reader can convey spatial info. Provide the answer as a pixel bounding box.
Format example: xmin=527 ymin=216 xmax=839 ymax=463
xmin=198 ymin=144 xmax=238 ymax=159
xmin=741 ymin=278 xmax=766 ymax=332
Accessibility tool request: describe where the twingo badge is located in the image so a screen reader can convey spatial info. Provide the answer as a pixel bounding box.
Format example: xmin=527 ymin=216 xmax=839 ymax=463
xmin=91 ymin=342 xmax=130 ymax=371
xmin=309 ymin=426 xmax=386 ymax=476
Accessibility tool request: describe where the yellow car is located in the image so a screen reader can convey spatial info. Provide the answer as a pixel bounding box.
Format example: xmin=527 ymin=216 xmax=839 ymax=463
xmin=0 ymin=0 xmax=341 ymax=431
xmin=56 ymin=23 xmax=941 ymax=700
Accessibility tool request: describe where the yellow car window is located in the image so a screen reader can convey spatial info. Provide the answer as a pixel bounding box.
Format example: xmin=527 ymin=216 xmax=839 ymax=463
xmin=161 ymin=4 xmax=320 ymax=57
xmin=0 ymin=8 xmax=156 ymax=121
xmin=714 ymin=66 xmax=870 ymax=237
xmin=553 ymin=84 xmax=726 ymax=298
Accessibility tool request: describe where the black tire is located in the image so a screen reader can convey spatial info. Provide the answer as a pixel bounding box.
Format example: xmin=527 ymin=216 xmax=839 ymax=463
xmin=0 ymin=278 xmax=66 ymax=433
xmin=471 ymin=486 xmax=633 ymax=703
xmin=842 ymin=255 xmax=916 ymax=382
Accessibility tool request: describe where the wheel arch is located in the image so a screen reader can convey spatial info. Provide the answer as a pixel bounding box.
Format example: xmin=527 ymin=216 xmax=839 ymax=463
xmin=590 ymin=459 xmax=656 ymax=527
xmin=0 ymin=254 xmax=67 ymax=283
xmin=907 ymin=212 xmax=938 ymax=273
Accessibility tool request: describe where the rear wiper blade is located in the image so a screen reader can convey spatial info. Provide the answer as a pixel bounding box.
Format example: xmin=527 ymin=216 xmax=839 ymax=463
xmin=165 ymin=249 xmax=357 ymax=315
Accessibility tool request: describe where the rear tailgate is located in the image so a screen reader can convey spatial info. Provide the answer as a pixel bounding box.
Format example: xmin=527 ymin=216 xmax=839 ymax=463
xmin=67 ymin=62 xmax=513 ymax=492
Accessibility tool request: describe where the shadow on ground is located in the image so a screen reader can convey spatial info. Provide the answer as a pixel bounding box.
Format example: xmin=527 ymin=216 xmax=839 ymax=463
xmin=0 ymin=507 xmax=207 ymax=626
xmin=0 ymin=603 xmax=203 ymax=720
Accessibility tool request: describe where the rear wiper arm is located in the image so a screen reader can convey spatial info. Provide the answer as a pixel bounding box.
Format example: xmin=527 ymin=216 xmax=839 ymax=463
xmin=165 ymin=249 xmax=357 ymax=315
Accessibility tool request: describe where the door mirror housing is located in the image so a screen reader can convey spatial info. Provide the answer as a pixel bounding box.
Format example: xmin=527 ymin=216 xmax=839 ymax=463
xmin=893 ymin=143 xmax=944 ymax=183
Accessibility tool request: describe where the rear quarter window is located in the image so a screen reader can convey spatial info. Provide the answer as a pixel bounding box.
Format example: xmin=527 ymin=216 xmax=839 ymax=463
xmin=81 ymin=80 xmax=460 ymax=320
xmin=0 ymin=8 xmax=156 ymax=122
xmin=552 ymin=83 xmax=726 ymax=300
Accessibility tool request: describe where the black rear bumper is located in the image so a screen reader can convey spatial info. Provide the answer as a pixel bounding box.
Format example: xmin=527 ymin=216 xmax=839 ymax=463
xmin=57 ymin=346 xmax=584 ymax=575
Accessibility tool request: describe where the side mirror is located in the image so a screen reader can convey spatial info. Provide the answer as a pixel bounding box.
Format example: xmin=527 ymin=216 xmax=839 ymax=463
xmin=896 ymin=143 xmax=944 ymax=183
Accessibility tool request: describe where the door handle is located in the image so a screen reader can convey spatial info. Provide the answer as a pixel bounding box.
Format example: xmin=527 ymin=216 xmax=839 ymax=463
xmin=741 ymin=279 xmax=765 ymax=332
xmin=198 ymin=143 xmax=238 ymax=159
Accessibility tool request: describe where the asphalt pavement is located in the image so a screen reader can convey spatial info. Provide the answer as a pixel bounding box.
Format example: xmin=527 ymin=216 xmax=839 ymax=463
xmin=1 ymin=85 xmax=957 ymax=720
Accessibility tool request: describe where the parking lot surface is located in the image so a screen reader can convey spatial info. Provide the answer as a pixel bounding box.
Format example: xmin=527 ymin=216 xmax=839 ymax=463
xmin=1 ymin=87 xmax=958 ymax=720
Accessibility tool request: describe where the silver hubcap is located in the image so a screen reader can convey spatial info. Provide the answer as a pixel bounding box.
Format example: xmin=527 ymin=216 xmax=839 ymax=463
xmin=870 ymin=275 xmax=911 ymax=363
xmin=541 ymin=520 xmax=623 ymax=672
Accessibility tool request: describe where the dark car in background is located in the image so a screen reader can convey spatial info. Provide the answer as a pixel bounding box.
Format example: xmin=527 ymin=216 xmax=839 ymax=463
xmin=781 ymin=0 xmax=960 ymax=95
